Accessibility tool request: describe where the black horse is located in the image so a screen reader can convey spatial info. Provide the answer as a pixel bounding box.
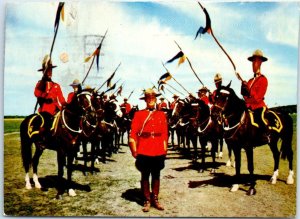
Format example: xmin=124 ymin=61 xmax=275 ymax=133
xmin=118 ymin=105 xmax=139 ymax=145
xmin=20 ymin=90 xmax=95 ymax=198
xmin=212 ymin=85 xmax=294 ymax=195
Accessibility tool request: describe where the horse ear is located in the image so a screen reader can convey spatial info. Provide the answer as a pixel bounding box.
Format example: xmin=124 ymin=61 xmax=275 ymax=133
xmin=226 ymin=80 xmax=232 ymax=88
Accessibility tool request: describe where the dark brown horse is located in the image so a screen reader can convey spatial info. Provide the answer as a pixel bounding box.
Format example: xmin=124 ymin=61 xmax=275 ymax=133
xmin=212 ymin=85 xmax=294 ymax=195
xmin=20 ymin=90 xmax=95 ymax=198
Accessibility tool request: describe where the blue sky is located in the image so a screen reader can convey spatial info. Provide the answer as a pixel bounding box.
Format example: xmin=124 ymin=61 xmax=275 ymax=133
xmin=3 ymin=0 xmax=299 ymax=115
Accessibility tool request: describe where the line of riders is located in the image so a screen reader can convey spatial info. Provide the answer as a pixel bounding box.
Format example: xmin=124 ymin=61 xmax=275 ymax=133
xmin=32 ymin=49 xmax=277 ymax=169
xmin=22 ymin=49 xmax=293 ymax=200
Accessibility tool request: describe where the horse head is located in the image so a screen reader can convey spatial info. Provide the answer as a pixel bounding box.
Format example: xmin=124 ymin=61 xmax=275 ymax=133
xmin=104 ymin=99 xmax=123 ymax=120
xmin=212 ymin=83 xmax=245 ymax=118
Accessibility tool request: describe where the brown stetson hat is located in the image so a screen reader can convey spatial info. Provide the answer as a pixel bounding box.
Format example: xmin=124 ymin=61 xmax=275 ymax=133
xmin=248 ymin=49 xmax=268 ymax=62
xmin=140 ymin=88 xmax=161 ymax=100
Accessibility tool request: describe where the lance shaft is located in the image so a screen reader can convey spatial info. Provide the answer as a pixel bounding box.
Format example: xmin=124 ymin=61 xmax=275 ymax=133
xmin=162 ymin=62 xmax=190 ymax=95
xmin=97 ymin=62 xmax=121 ymax=92
xmin=174 ymin=41 xmax=204 ymax=87
xmin=127 ymin=90 xmax=134 ymax=100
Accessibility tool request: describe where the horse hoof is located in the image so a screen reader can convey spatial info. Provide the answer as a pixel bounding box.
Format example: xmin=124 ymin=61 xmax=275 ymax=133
xmin=83 ymin=172 xmax=88 ymax=176
xmin=210 ymin=169 xmax=216 ymax=174
xmin=230 ymin=184 xmax=239 ymax=192
xmin=287 ymin=177 xmax=294 ymax=185
xmin=199 ymin=169 xmax=204 ymax=173
xmin=247 ymin=188 xmax=256 ymax=196
xmin=270 ymin=177 xmax=277 ymax=184
xmin=68 ymin=189 xmax=77 ymax=197
xmin=25 ymin=184 xmax=32 ymax=190
xmin=226 ymin=160 xmax=231 ymax=167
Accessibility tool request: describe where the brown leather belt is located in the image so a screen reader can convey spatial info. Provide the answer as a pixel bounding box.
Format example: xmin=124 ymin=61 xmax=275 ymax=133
xmin=139 ymin=132 xmax=162 ymax=138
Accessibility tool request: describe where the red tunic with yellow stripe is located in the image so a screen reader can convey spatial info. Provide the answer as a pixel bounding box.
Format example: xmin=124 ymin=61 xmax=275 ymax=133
xmin=34 ymin=80 xmax=66 ymax=115
xmin=130 ymin=109 xmax=168 ymax=156
xmin=243 ymin=74 xmax=268 ymax=110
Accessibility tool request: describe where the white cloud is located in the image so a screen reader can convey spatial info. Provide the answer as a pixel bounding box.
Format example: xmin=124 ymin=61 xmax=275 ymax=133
xmin=261 ymin=3 xmax=299 ymax=47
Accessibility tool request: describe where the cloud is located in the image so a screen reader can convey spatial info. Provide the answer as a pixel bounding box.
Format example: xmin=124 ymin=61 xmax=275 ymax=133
xmin=261 ymin=2 xmax=299 ymax=47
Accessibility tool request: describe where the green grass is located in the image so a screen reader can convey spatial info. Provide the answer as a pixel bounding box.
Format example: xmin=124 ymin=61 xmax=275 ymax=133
xmin=4 ymin=118 xmax=24 ymax=134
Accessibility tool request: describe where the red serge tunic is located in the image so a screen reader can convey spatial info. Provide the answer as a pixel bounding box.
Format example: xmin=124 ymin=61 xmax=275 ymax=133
xmin=243 ymin=75 xmax=268 ymax=110
xmin=120 ymin=102 xmax=132 ymax=114
xmin=130 ymin=109 xmax=168 ymax=156
xmin=34 ymin=80 xmax=66 ymax=115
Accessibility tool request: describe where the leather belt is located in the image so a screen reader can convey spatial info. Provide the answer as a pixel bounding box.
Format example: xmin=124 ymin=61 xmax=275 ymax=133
xmin=139 ymin=132 xmax=162 ymax=138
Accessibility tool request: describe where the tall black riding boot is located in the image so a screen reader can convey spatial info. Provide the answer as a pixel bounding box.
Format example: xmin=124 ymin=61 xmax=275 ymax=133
xmin=141 ymin=180 xmax=151 ymax=212
xmin=151 ymin=179 xmax=164 ymax=210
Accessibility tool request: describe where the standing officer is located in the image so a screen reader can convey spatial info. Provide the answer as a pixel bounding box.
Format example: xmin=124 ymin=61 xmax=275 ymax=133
xmin=34 ymin=55 xmax=66 ymax=115
xmin=241 ymin=49 xmax=269 ymax=142
xmin=129 ymin=88 xmax=168 ymax=212
xmin=67 ymin=79 xmax=82 ymax=103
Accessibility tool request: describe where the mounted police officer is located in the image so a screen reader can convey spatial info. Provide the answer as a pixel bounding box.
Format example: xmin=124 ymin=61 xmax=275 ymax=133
xmin=120 ymin=97 xmax=132 ymax=115
xmin=34 ymin=55 xmax=66 ymax=147
xmin=35 ymin=55 xmax=66 ymax=114
xmin=157 ymin=97 xmax=168 ymax=111
xmin=197 ymin=86 xmax=209 ymax=105
xmin=209 ymin=73 xmax=222 ymax=104
xmin=67 ymin=79 xmax=82 ymax=103
xmin=129 ymin=88 xmax=168 ymax=212
xmin=170 ymin=94 xmax=179 ymax=110
xmin=241 ymin=49 xmax=270 ymax=143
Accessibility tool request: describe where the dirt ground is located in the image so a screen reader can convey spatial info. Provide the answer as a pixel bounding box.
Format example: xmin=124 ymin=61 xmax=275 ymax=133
xmin=4 ymin=132 xmax=296 ymax=217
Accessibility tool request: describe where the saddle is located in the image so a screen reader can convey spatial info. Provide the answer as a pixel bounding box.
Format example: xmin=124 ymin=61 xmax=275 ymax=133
xmin=28 ymin=112 xmax=61 ymax=138
xmin=248 ymin=108 xmax=283 ymax=133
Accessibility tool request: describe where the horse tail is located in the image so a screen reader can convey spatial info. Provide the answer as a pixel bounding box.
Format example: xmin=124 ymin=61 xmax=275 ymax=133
xmin=280 ymin=113 xmax=293 ymax=160
xmin=20 ymin=118 xmax=33 ymax=171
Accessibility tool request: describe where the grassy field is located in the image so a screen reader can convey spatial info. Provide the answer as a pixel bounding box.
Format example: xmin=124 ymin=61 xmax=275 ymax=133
xmin=4 ymin=118 xmax=24 ymax=134
xmin=3 ymin=115 xmax=297 ymax=217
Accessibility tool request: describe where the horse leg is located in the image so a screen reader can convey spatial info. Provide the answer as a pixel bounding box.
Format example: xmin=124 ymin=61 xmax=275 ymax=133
xmin=81 ymin=141 xmax=89 ymax=176
xmin=191 ymin=135 xmax=198 ymax=163
xmin=218 ymin=138 xmax=224 ymax=159
xmin=210 ymin=138 xmax=218 ymax=174
xmin=21 ymin=129 xmax=33 ymax=189
xmin=56 ymin=149 xmax=66 ymax=199
xmin=32 ymin=148 xmax=44 ymax=189
xmin=230 ymin=145 xmax=241 ymax=192
xmin=198 ymin=136 xmax=206 ymax=173
xmin=67 ymin=150 xmax=76 ymax=197
xmin=226 ymin=143 xmax=234 ymax=167
xmin=268 ymin=140 xmax=280 ymax=184
xmin=245 ymin=147 xmax=256 ymax=195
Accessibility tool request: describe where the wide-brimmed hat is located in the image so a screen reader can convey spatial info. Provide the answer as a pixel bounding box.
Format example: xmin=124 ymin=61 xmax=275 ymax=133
xmin=214 ymin=73 xmax=222 ymax=83
xmin=159 ymin=97 xmax=165 ymax=100
xmin=197 ymin=87 xmax=208 ymax=93
xmin=124 ymin=98 xmax=128 ymax=101
xmin=38 ymin=55 xmax=57 ymax=72
xmin=248 ymin=49 xmax=268 ymax=62
xmin=172 ymin=94 xmax=179 ymax=98
xmin=140 ymin=88 xmax=161 ymax=100
xmin=69 ymin=79 xmax=81 ymax=86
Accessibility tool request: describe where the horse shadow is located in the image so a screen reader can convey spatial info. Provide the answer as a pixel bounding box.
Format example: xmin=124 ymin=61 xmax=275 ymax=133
xmin=72 ymin=164 xmax=100 ymax=174
xmin=37 ymin=175 xmax=91 ymax=193
xmin=121 ymin=188 xmax=143 ymax=206
xmin=188 ymin=173 xmax=279 ymax=189
xmin=173 ymin=161 xmax=225 ymax=172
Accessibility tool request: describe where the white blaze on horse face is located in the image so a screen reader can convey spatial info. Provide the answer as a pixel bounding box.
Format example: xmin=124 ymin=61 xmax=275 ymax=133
xmin=172 ymin=102 xmax=178 ymax=116
xmin=114 ymin=101 xmax=123 ymax=117
xmin=220 ymin=89 xmax=230 ymax=95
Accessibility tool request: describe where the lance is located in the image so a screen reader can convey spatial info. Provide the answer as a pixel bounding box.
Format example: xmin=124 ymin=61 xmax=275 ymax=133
xmin=96 ymin=62 xmax=121 ymax=92
xmin=82 ymin=29 xmax=108 ymax=85
xmin=174 ymin=41 xmax=205 ymax=86
xmin=164 ymin=82 xmax=185 ymax=96
xmin=151 ymin=82 xmax=170 ymax=102
xmin=197 ymin=2 xmax=242 ymax=81
xmin=113 ymin=82 xmax=124 ymax=95
xmin=34 ymin=2 xmax=64 ymax=113
xmin=127 ymin=89 xmax=134 ymax=100
xmin=103 ymin=78 xmax=121 ymax=94
xmin=161 ymin=61 xmax=190 ymax=95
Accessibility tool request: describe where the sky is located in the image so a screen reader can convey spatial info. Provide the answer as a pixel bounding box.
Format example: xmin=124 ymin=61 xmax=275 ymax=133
xmin=2 ymin=0 xmax=299 ymax=116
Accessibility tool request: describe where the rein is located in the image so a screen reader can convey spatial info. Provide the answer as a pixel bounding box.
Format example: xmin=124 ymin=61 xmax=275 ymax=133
xmin=62 ymin=109 xmax=82 ymax=133
xmin=222 ymin=111 xmax=246 ymax=139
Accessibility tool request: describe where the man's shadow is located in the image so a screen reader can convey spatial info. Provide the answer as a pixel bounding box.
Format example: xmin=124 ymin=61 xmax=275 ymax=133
xmin=121 ymin=188 xmax=143 ymax=206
